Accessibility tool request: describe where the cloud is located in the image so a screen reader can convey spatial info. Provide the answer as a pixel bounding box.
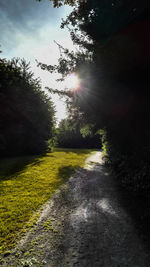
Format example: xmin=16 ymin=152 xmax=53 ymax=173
xmin=0 ymin=0 xmax=73 ymax=122
xmin=0 ymin=0 xmax=71 ymax=52
xmin=0 ymin=0 xmax=61 ymax=27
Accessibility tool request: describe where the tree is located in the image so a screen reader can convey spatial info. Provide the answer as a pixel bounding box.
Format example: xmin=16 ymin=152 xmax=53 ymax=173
xmin=37 ymin=1 xmax=150 ymax=132
xmin=0 ymin=57 xmax=55 ymax=156
xmin=38 ymin=0 xmax=150 ymax=192
xmin=57 ymin=118 xmax=101 ymax=149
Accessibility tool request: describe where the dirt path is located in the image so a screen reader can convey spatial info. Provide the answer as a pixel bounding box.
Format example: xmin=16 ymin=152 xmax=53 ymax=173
xmin=2 ymin=152 xmax=150 ymax=266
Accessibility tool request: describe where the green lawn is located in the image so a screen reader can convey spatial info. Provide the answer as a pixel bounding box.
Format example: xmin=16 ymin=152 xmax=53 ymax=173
xmin=0 ymin=148 xmax=93 ymax=253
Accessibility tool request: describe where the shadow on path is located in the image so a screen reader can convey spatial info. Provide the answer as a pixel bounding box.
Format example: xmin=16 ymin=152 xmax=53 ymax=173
xmin=55 ymin=153 xmax=150 ymax=267
xmin=2 ymin=152 xmax=150 ymax=267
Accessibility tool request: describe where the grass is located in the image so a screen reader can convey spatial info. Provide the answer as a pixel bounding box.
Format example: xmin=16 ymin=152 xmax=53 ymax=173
xmin=0 ymin=148 xmax=93 ymax=253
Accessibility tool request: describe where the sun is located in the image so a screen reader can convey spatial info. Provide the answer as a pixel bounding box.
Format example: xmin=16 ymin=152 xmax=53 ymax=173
xmin=64 ymin=73 xmax=80 ymax=90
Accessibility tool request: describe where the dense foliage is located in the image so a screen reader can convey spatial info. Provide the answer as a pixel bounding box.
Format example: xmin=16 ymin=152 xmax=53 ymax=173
xmin=57 ymin=118 xmax=101 ymax=149
xmin=38 ymin=0 xmax=150 ymax=194
xmin=0 ymin=58 xmax=55 ymax=156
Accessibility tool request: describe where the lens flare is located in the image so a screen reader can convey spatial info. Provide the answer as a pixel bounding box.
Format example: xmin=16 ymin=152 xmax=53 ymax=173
xmin=64 ymin=73 xmax=80 ymax=90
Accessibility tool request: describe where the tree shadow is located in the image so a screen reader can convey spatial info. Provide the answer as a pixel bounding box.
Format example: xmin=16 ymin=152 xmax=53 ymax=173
xmin=0 ymin=154 xmax=47 ymax=182
xmin=58 ymin=165 xmax=80 ymax=182
xmin=53 ymin=164 xmax=150 ymax=266
xmin=115 ymin=182 xmax=150 ymax=253
xmin=55 ymin=148 xmax=98 ymax=155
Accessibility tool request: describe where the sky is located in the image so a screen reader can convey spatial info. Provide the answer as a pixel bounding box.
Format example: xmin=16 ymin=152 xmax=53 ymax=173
xmin=0 ymin=0 xmax=74 ymax=123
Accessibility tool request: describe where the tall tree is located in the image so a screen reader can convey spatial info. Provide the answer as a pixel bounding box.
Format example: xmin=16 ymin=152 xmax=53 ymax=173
xmin=38 ymin=0 xmax=150 ymax=192
xmin=0 ymin=58 xmax=55 ymax=156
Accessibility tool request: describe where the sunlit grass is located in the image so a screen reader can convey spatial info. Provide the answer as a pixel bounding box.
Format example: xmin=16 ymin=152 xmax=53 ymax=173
xmin=0 ymin=148 xmax=93 ymax=253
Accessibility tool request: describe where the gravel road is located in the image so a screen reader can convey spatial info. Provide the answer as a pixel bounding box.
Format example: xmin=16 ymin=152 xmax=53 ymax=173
xmin=2 ymin=152 xmax=149 ymax=267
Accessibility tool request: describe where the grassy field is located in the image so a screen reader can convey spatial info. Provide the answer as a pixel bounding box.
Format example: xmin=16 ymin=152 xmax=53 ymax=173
xmin=0 ymin=148 xmax=93 ymax=253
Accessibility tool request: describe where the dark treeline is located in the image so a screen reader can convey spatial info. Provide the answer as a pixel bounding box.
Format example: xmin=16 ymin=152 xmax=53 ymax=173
xmin=57 ymin=118 xmax=101 ymax=149
xmin=0 ymin=57 xmax=55 ymax=156
xmin=38 ymin=0 xmax=150 ymax=194
xmin=0 ymin=54 xmax=100 ymax=157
